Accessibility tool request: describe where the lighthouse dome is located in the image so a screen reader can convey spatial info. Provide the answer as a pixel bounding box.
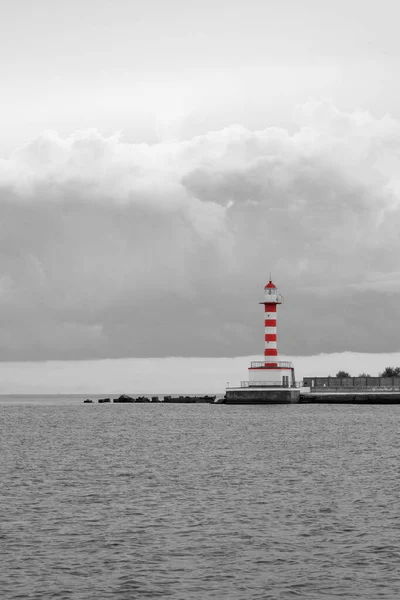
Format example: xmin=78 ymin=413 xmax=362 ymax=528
xmin=263 ymin=279 xmax=283 ymax=303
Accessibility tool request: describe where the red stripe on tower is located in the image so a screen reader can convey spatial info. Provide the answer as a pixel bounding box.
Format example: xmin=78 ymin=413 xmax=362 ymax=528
xmin=265 ymin=319 xmax=276 ymax=327
xmin=265 ymin=334 xmax=277 ymax=342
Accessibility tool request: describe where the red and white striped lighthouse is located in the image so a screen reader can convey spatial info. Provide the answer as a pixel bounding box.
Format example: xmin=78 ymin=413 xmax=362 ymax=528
xmin=225 ymin=277 xmax=298 ymax=400
xmin=262 ymin=279 xmax=282 ymax=367
xmin=246 ymin=278 xmax=294 ymax=388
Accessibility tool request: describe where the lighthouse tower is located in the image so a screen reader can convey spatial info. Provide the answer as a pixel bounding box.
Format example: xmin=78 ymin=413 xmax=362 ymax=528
xmin=247 ymin=278 xmax=295 ymax=387
xmin=248 ymin=278 xmax=295 ymax=387
xmin=224 ymin=277 xmax=300 ymax=404
xmin=263 ymin=279 xmax=282 ymax=367
xmin=223 ymin=278 xmax=299 ymax=403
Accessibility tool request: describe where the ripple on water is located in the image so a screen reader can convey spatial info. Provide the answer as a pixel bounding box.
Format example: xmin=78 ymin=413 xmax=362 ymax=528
xmin=1 ymin=403 xmax=400 ymax=599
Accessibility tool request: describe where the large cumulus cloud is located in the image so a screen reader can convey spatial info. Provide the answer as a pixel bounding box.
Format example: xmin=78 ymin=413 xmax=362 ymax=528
xmin=1 ymin=99 xmax=400 ymax=360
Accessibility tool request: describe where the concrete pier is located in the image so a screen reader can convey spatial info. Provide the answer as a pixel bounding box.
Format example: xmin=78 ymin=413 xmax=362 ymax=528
xmin=224 ymin=387 xmax=300 ymax=404
xmin=299 ymin=392 xmax=400 ymax=404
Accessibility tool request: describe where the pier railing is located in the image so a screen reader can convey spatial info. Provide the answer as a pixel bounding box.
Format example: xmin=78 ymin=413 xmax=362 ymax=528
xmin=303 ymin=376 xmax=400 ymax=389
xmin=237 ymin=381 xmax=301 ymax=388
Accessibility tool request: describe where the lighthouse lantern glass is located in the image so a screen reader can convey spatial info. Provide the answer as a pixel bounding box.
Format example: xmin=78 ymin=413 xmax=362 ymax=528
xmin=265 ymin=287 xmax=277 ymax=301
xmin=264 ymin=287 xmax=283 ymax=303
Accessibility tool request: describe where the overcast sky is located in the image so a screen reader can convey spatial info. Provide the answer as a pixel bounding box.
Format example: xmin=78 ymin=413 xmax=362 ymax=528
xmin=2 ymin=0 xmax=400 ymax=155
xmin=1 ymin=0 xmax=400 ymax=389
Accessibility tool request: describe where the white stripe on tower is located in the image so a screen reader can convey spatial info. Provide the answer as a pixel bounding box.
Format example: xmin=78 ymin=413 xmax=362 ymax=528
xmin=265 ymin=326 xmax=276 ymax=335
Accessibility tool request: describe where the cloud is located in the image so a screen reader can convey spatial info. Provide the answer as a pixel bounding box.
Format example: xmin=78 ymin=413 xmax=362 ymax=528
xmin=1 ymin=99 xmax=400 ymax=360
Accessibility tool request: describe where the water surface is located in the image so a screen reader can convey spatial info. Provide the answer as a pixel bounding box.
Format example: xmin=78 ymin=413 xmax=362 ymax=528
xmin=1 ymin=399 xmax=400 ymax=599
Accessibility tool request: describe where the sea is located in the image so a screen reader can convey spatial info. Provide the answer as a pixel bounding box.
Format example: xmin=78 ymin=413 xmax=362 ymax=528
xmin=1 ymin=395 xmax=400 ymax=600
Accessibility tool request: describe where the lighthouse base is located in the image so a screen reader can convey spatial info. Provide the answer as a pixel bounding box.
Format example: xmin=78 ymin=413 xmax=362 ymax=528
xmin=224 ymin=386 xmax=300 ymax=404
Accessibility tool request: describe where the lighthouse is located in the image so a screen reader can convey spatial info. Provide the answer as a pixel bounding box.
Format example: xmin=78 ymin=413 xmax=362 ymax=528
xmin=224 ymin=278 xmax=299 ymax=404
xmin=246 ymin=278 xmax=295 ymax=387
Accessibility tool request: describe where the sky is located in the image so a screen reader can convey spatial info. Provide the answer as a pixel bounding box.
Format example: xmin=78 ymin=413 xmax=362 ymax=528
xmin=1 ymin=0 xmax=400 ymax=391
xmin=1 ymin=352 xmax=400 ymax=395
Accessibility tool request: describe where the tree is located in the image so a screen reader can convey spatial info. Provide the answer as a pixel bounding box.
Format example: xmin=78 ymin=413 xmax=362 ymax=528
xmin=358 ymin=373 xmax=371 ymax=377
xmin=380 ymin=366 xmax=400 ymax=377
xmin=336 ymin=370 xmax=350 ymax=378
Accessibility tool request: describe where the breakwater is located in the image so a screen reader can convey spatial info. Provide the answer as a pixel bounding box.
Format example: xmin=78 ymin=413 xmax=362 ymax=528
xmin=85 ymin=394 xmax=216 ymax=404
xmin=84 ymin=391 xmax=400 ymax=405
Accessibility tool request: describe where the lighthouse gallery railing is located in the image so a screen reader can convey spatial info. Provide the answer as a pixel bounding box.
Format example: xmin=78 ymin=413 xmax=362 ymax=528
xmin=250 ymin=361 xmax=293 ymax=369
